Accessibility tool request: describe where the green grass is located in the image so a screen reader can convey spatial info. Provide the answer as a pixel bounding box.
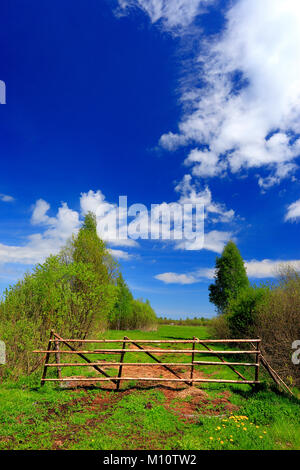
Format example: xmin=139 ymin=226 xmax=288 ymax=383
xmin=0 ymin=325 xmax=299 ymax=450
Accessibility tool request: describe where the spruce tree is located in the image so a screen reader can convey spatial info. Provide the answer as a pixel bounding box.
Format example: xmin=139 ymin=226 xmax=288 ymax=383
xmin=209 ymin=241 xmax=249 ymax=314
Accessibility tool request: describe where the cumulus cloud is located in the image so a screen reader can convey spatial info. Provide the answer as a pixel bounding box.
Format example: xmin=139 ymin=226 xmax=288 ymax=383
xmin=157 ymin=0 xmax=300 ymax=187
xmin=0 ymin=200 xmax=80 ymax=265
xmin=0 ymin=192 xmax=137 ymax=267
xmin=0 ymin=181 xmax=236 ymax=272
xmin=285 ymin=199 xmax=300 ymax=222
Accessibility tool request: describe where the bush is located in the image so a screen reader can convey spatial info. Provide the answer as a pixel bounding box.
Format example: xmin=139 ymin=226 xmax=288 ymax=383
xmin=209 ymin=314 xmax=231 ymax=339
xmin=226 ymin=285 xmax=270 ymax=338
xmin=0 ymin=255 xmax=117 ymax=378
xmin=254 ymin=266 xmax=300 ymax=386
xmin=129 ymin=299 xmax=157 ymax=331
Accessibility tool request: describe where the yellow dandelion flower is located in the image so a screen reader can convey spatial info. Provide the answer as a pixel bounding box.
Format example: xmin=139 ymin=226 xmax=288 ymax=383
xmin=209 ymin=437 xmax=213 ymax=440
xmin=263 ymin=431 xmax=267 ymax=434
xmin=259 ymin=436 xmax=263 ymax=439
xmin=243 ymin=427 xmax=247 ymax=431
xmin=256 ymin=425 xmax=259 ymax=429
xmin=230 ymin=439 xmax=233 ymax=442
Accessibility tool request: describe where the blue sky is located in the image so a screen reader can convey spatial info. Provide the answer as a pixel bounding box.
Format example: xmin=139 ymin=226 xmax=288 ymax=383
xmin=1 ymin=0 xmax=300 ymax=318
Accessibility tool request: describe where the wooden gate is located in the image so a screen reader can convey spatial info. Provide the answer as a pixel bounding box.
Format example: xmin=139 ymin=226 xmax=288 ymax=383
xmin=33 ymin=330 xmax=262 ymax=388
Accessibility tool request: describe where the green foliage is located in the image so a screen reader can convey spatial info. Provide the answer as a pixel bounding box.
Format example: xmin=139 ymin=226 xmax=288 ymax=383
xmin=0 ymin=255 xmax=117 ymax=377
xmin=0 ymin=212 xmax=120 ymax=378
xmin=226 ymin=285 xmax=270 ymax=337
xmin=129 ymin=298 xmax=157 ymax=331
xmin=107 ymin=273 xmax=157 ymax=331
xmin=0 ymin=212 xmax=158 ymax=378
xmin=209 ymin=241 xmax=249 ymax=314
xmin=108 ymin=273 xmax=133 ymax=329
xmin=64 ymin=211 xmax=118 ymax=285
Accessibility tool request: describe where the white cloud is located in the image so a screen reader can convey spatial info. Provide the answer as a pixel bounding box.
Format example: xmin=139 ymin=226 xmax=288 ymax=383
xmin=175 ymin=174 xmax=235 ymax=224
xmin=155 ymin=259 xmax=300 ymax=285
xmin=184 ymin=149 xmax=227 ymax=178
xmin=155 ymin=272 xmax=199 ymax=285
xmin=31 ymin=199 xmax=56 ymax=225
xmin=158 ymin=0 xmax=300 ymax=187
xmin=285 ymin=199 xmax=300 ymax=222
xmin=245 ymin=259 xmax=300 ymax=278
xmin=0 ymin=180 xmax=236 ymax=273
xmin=0 ymin=193 xmax=14 ymax=202
xmin=116 ymin=0 xmax=213 ymax=32
xmin=0 ymin=200 xmax=80 ymax=265
xmin=108 ymin=248 xmax=133 ymax=260
xmin=0 ymin=193 xmax=135 ymax=267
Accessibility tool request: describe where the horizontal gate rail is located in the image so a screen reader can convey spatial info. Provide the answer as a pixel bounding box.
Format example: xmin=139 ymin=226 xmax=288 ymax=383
xmin=47 ymin=338 xmax=261 ymax=344
xmin=41 ymin=377 xmax=260 ymax=384
xmin=34 ymin=349 xmax=260 ymax=354
xmin=33 ymin=331 xmax=261 ymax=389
xmin=44 ymin=361 xmax=259 ymax=367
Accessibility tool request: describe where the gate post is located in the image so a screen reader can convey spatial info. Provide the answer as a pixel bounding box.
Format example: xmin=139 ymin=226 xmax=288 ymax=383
xmin=116 ymin=336 xmax=127 ymax=391
xmin=255 ymin=339 xmax=261 ymax=384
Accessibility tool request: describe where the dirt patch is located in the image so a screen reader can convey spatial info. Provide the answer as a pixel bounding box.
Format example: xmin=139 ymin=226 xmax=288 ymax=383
xmin=161 ymin=387 xmax=239 ymax=421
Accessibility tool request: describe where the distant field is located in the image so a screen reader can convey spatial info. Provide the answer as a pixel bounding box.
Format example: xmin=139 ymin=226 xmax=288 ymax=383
xmin=0 ymin=325 xmax=299 ymax=450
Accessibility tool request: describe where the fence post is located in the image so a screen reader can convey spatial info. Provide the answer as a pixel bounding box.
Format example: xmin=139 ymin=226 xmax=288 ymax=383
xmin=116 ymin=336 xmax=127 ymax=391
xmin=41 ymin=330 xmax=54 ymax=386
xmin=255 ymin=339 xmax=261 ymax=384
xmin=190 ymin=337 xmax=196 ymax=386
xmin=54 ymin=337 xmax=62 ymax=383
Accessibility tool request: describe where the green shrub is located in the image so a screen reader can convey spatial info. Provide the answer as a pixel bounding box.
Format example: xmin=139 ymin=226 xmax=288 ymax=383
xmin=0 ymin=255 xmax=117 ymax=378
xmin=226 ymin=285 xmax=270 ymax=338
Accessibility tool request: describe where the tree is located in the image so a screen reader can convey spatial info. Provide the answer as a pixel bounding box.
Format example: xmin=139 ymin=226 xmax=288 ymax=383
xmin=72 ymin=211 xmax=118 ymax=283
xmin=108 ymin=273 xmax=133 ymax=329
xmin=209 ymin=241 xmax=249 ymax=314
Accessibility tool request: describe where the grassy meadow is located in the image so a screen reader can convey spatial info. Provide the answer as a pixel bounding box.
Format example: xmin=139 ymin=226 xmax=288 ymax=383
xmin=0 ymin=325 xmax=299 ymax=450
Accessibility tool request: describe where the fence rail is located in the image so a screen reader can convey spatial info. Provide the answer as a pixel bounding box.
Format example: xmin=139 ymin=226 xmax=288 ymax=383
xmin=33 ymin=330 xmax=261 ymax=388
